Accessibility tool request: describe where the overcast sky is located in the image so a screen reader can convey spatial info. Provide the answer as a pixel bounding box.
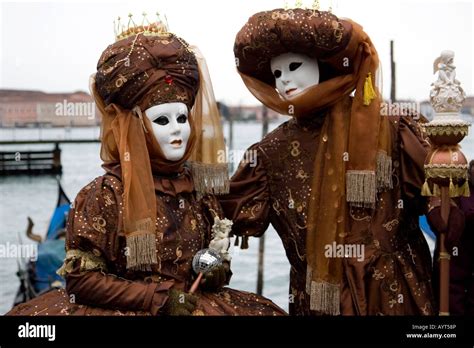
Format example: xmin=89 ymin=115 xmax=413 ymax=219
xmin=0 ymin=0 xmax=472 ymax=105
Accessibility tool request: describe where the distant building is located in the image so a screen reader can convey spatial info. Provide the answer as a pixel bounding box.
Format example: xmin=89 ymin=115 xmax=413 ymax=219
xmin=0 ymin=89 xmax=99 ymax=127
xmin=462 ymin=96 xmax=474 ymax=116
xmin=420 ymin=100 xmax=434 ymax=120
xmin=221 ymin=104 xmax=286 ymax=122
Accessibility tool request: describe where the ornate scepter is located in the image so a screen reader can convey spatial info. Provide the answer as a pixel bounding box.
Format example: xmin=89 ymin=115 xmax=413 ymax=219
xmin=422 ymin=50 xmax=470 ymax=316
xmin=189 ymin=217 xmax=232 ymax=294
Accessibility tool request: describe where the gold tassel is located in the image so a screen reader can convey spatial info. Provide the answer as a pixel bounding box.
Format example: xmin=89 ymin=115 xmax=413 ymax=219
xmin=309 ymin=281 xmax=341 ymax=315
xmin=421 ymin=180 xmax=432 ymax=196
xmin=433 ymin=183 xmax=441 ymax=197
xmin=126 ymin=219 xmax=157 ymax=271
xmin=190 ymin=162 xmax=230 ymax=196
xmin=363 ymin=72 xmax=377 ymax=106
xmin=376 ymin=151 xmax=393 ymax=191
xmin=449 ymin=177 xmax=457 ymax=197
xmin=460 ymin=180 xmax=471 ymax=197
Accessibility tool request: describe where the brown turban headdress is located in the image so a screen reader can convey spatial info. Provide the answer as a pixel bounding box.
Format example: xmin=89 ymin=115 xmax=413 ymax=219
xmin=92 ymin=27 xmax=228 ymax=271
xmin=234 ymin=8 xmax=392 ymax=315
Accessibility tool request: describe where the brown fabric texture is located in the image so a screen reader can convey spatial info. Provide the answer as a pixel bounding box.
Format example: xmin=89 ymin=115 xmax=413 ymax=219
xmin=220 ymin=113 xmax=435 ymax=315
xmin=234 ymin=8 xmax=391 ymax=314
xmin=96 ymin=33 xmax=199 ymax=110
xmin=7 ymin=174 xmax=286 ymax=316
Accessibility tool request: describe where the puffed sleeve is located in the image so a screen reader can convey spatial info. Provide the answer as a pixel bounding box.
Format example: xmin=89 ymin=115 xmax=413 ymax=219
xmin=58 ymin=175 xmax=173 ymax=314
xmin=64 ymin=260 xmax=173 ymax=315
xmin=397 ymin=115 xmax=431 ymax=198
xmin=63 ymin=175 xmax=121 ymax=264
xmin=219 ymin=144 xmax=271 ymax=248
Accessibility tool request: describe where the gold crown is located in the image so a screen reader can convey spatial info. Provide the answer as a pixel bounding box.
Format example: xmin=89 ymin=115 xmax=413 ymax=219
xmin=284 ymin=0 xmax=332 ymax=12
xmin=114 ymin=12 xmax=170 ymax=42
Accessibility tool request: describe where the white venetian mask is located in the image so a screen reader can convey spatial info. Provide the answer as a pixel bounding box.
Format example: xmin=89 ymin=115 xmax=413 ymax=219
xmin=270 ymin=52 xmax=320 ymax=99
xmin=144 ymin=102 xmax=191 ymax=161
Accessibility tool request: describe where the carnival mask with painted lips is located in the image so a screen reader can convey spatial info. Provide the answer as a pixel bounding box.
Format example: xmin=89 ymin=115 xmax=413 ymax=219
xmin=145 ymin=102 xmax=191 ymax=161
xmin=270 ymin=52 xmax=320 ymax=99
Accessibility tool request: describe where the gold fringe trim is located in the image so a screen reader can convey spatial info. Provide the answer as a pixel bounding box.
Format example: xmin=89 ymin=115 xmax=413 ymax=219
xmin=421 ymin=180 xmax=470 ymax=198
xmin=309 ymin=280 xmax=341 ymax=315
xmin=346 ymin=170 xmax=376 ymax=208
xmin=126 ymin=218 xmax=157 ymax=270
xmin=424 ymin=123 xmax=469 ymax=137
xmin=376 ymin=151 xmax=393 ymax=191
xmin=57 ymin=249 xmax=108 ymax=277
xmin=425 ymin=164 xmax=469 ymax=180
xmin=190 ymin=162 xmax=230 ymax=196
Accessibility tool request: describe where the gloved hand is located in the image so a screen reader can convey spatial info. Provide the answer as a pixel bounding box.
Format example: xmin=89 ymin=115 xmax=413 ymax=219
xmin=162 ymin=289 xmax=198 ymax=316
xmin=427 ymin=202 xmax=465 ymax=252
xmin=200 ymin=262 xmax=232 ymax=292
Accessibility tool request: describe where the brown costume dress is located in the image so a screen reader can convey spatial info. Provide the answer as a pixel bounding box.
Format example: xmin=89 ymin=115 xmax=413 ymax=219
xmin=7 ymin=19 xmax=286 ymax=317
xmin=220 ymin=104 xmax=436 ymax=315
xmin=7 ymin=167 xmax=286 ymax=316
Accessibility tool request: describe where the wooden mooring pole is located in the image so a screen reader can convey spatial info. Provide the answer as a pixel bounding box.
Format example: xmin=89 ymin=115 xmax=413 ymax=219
xmin=390 ymin=40 xmax=396 ymax=102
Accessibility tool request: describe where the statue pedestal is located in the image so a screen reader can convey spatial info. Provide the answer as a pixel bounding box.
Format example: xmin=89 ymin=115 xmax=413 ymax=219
xmin=431 ymin=112 xmax=469 ymax=125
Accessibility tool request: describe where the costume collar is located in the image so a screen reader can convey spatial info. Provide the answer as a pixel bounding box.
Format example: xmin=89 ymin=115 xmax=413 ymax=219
xmin=102 ymin=163 xmax=194 ymax=196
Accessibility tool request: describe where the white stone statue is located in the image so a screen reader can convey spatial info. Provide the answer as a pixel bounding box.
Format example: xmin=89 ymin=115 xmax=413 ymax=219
xmin=430 ymin=50 xmax=466 ymax=116
xmin=209 ymin=217 xmax=233 ymax=261
xmin=433 ymin=50 xmax=460 ymax=86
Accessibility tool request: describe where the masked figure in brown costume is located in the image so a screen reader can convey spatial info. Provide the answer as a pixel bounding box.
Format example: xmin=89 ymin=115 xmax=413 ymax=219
xmin=221 ymin=8 xmax=463 ymax=315
xmin=7 ymin=18 xmax=286 ymax=316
